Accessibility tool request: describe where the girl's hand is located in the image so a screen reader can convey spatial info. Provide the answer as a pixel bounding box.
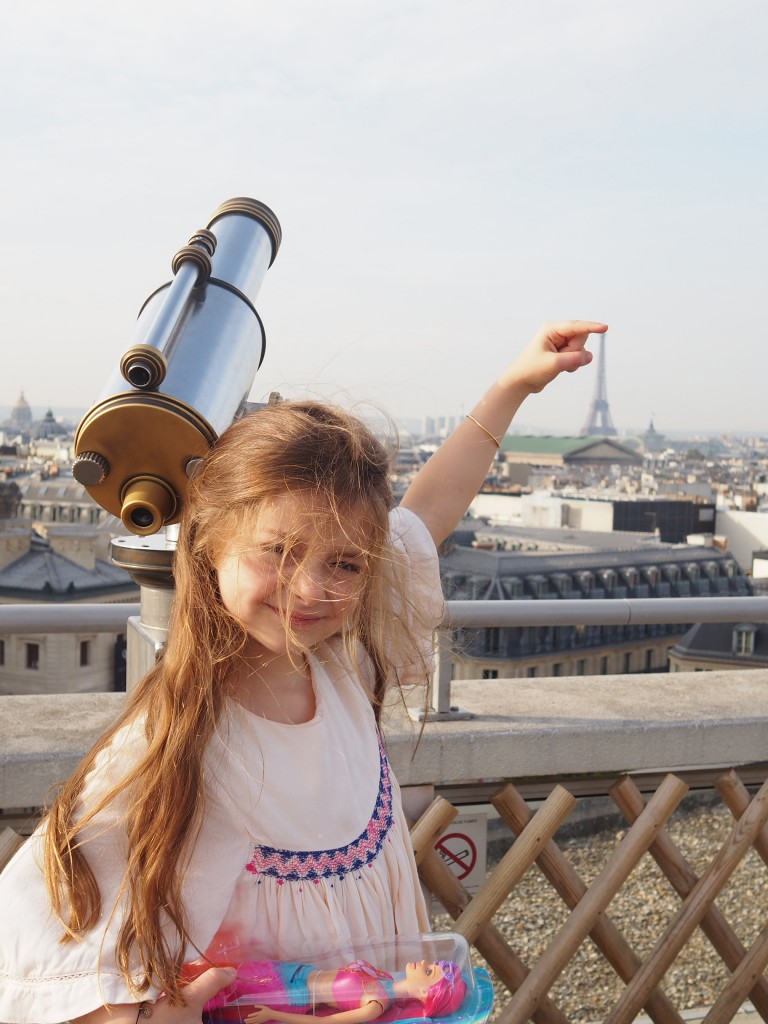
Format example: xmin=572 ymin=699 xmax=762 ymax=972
xmin=499 ymin=320 xmax=608 ymax=395
xmin=166 ymin=966 xmax=239 ymax=1019
xmin=72 ymin=967 xmax=237 ymax=1024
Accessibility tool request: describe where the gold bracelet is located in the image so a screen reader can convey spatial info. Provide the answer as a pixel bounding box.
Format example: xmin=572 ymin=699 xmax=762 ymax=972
xmin=465 ymin=414 xmax=501 ymax=449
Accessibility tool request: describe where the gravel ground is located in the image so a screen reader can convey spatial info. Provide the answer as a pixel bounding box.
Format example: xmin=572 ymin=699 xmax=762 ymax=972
xmin=432 ymin=800 xmax=768 ymax=1023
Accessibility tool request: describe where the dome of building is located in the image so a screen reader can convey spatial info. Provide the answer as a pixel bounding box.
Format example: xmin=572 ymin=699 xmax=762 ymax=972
xmin=9 ymin=392 xmax=33 ymax=431
xmin=31 ymin=408 xmax=68 ymax=440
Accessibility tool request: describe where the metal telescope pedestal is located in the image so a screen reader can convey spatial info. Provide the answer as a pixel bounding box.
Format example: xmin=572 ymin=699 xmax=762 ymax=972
xmin=112 ymin=531 xmax=178 ymax=690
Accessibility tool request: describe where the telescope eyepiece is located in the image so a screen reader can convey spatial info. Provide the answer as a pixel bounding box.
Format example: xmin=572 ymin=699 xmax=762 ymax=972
xmin=120 ymin=345 xmax=168 ymax=391
xmin=120 ymin=475 xmax=178 ymax=536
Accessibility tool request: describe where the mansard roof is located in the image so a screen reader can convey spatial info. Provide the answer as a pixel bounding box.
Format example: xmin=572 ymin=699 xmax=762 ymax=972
xmin=441 ymin=540 xmax=740 ymax=578
xmin=0 ymin=532 xmax=136 ymax=601
xmin=671 ymin=622 xmax=768 ymax=664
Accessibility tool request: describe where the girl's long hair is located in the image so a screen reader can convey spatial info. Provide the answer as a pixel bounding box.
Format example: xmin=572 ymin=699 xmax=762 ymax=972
xmin=42 ymin=401 xmax=430 ymax=1004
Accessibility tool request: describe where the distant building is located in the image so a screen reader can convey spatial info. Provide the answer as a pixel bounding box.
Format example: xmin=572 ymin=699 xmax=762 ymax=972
xmin=642 ymin=418 xmax=666 ymax=454
xmin=0 ymin=523 xmax=137 ymax=695
xmin=669 ymin=621 xmax=768 ymax=672
xmin=440 ymin=521 xmax=750 ymax=680
xmin=471 ymin=490 xmax=717 ymax=545
xmin=31 ymin=408 xmax=69 ymax=441
xmin=570 ymin=496 xmax=717 ymax=544
xmin=500 ymin=435 xmax=643 ymax=469
xmin=7 ymin=392 xmax=32 ymax=435
xmin=13 ymin=477 xmax=112 ymax=525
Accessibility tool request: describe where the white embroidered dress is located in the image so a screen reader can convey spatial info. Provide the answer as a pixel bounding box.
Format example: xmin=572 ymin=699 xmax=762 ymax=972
xmin=0 ymin=507 xmax=442 ymax=1024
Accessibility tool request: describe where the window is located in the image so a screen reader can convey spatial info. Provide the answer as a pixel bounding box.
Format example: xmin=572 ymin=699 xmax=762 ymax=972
xmin=552 ymin=662 xmax=562 ymax=677
xmin=80 ymin=640 xmax=91 ymax=667
xmin=483 ymin=669 xmax=499 ymax=680
xmin=576 ymin=659 xmax=586 ymax=676
xmin=622 ymin=568 xmax=638 ymax=588
xmin=734 ymin=625 xmax=757 ymax=656
xmin=645 ymin=649 xmax=654 ymax=670
xmin=600 ymin=656 xmax=608 ymax=674
xmin=26 ymin=643 xmax=40 ymax=670
xmin=0 ymin=638 xmax=4 ymax=666
xmin=484 ymin=628 xmax=501 ymax=655
xmin=623 ymin=652 xmax=632 ymax=673
xmin=600 ymin=570 xmax=616 ymax=593
xmin=526 ymin=666 xmax=537 ymax=678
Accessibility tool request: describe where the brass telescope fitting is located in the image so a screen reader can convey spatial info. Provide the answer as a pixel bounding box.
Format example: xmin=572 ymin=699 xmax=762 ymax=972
xmin=120 ymin=475 xmax=177 ymax=536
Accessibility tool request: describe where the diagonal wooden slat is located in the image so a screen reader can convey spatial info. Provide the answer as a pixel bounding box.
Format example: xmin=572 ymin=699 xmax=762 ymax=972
xmin=0 ymin=827 xmax=24 ymax=873
xmin=497 ymin=773 xmax=689 ymax=1024
xmin=409 ymin=797 xmax=573 ymax=1024
xmin=702 ymin=918 xmax=768 ymax=1024
xmin=494 ymin=783 xmax=685 ymax=1024
xmin=409 ymin=794 xmax=458 ymax=865
xmin=716 ymin=770 xmax=768 ymax=867
xmin=604 ymin=775 xmax=768 ymax=1024
xmin=417 ymin=840 xmax=571 ymax=1024
xmin=610 ymin=774 xmax=768 ymax=1024
xmin=454 ymin=785 xmax=577 ymax=945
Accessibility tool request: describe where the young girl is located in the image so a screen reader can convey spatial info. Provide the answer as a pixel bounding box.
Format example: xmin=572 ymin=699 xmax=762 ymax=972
xmin=0 ymin=320 xmax=606 ymax=1024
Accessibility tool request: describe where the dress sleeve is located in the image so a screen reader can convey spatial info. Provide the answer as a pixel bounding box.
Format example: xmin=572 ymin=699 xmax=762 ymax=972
xmin=384 ymin=505 xmax=445 ymax=688
xmin=0 ymin=717 xmax=248 ymax=1023
xmin=0 ymin=719 xmax=151 ymax=1022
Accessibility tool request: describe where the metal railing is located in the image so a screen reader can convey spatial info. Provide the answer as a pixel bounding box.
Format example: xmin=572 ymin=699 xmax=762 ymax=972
xmin=0 ymin=603 xmax=140 ymax=633
xmin=432 ymin=596 xmax=768 ymax=716
xmin=4 ymin=596 xmax=768 ymax=719
xmin=3 ymin=596 xmax=765 ymax=636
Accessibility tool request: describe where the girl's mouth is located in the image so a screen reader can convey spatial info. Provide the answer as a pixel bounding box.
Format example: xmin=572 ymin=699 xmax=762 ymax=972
xmin=268 ymin=606 xmax=320 ymax=628
xmin=289 ymin=614 xmax=319 ymax=628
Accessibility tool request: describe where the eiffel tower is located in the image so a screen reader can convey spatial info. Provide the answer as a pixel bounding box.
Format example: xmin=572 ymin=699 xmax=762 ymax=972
xmin=580 ymin=332 xmax=617 ymax=436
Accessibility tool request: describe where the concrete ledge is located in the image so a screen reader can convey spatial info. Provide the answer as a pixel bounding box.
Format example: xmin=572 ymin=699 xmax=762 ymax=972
xmin=0 ymin=693 xmax=126 ymax=807
xmin=383 ymin=669 xmax=768 ymax=786
xmin=2 ymin=670 xmax=768 ymax=808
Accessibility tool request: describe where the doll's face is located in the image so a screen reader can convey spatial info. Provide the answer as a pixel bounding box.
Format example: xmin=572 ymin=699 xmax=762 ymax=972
xmin=405 ymin=960 xmax=446 ymax=999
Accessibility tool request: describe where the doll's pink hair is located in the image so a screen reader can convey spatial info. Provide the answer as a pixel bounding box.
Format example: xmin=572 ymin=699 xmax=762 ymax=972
xmin=423 ymin=961 xmax=467 ymax=1018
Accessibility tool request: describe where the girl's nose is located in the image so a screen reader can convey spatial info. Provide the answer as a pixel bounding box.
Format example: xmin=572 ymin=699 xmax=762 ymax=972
xmin=290 ymin=562 xmax=327 ymax=602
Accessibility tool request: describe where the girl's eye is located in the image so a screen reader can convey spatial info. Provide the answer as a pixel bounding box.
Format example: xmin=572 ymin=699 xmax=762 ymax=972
xmin=335 ymin=561 xmax=362 ymax=574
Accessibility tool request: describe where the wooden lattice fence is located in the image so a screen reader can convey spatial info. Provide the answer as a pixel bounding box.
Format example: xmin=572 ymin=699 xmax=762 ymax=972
xmin=411 ymin=769 xmax=768 ymax=1024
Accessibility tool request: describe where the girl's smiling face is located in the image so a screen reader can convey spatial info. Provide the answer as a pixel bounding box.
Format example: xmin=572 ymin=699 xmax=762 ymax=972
xmin=215 ymin=491 xmax=372 ymax=660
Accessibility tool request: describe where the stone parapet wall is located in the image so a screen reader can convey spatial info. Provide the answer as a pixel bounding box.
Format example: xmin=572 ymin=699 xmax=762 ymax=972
xmin=3 ymin=669 xmax=768 ymax=810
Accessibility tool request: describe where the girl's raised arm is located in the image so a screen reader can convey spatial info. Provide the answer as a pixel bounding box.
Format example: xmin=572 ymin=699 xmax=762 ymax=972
xmin=400 ymin=320 xmax=608 ymax=547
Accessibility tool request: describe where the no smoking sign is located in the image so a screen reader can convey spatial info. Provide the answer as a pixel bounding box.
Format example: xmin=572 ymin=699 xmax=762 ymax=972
xmin=435 ymin=832 xmax=477 ymax=880
xmin=434 ymin=812 xmax=487 ymax=895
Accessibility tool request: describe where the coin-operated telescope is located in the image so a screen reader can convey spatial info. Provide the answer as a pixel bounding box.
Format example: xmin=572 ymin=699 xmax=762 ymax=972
xmin=73 ymin=197 xmax=281 ymax=684
xmin=74 ymin=197 xmax=281 ymax=536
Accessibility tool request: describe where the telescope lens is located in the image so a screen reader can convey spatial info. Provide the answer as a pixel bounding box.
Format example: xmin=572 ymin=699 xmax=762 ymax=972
xmin=130 ymin=507 xmax=156 ymax=530
xmin=127 ymin=364 xmax=152 ymax=389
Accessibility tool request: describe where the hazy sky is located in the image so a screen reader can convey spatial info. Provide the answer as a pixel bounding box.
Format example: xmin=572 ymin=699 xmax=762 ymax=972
xmin=1 ymin=1 xmax=766 ymax=436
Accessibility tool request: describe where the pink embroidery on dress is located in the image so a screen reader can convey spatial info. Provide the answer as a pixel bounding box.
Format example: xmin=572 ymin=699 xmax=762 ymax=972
xmin=245 ymin=734 xmax=393 ymax=882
